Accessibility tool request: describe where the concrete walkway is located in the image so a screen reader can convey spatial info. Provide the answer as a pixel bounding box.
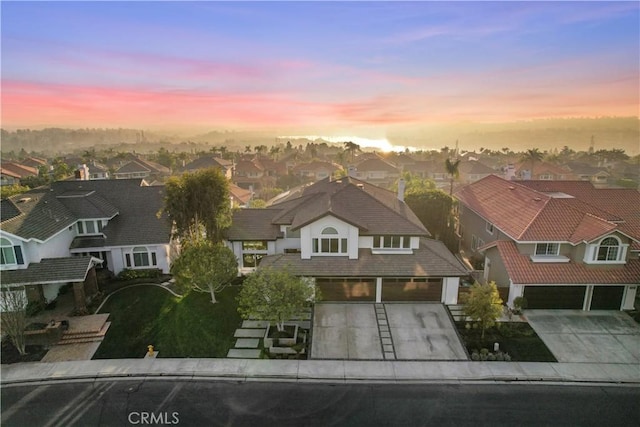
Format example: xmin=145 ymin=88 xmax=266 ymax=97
xmin=2 ymin=358 xmax=638 ymax=385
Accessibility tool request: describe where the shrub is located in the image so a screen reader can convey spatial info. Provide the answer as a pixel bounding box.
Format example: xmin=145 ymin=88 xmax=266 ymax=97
xmin=513 ymin=296 xmax=527 ymax=314
xmin=471 ymin=352 xmax=480 ymax=361
xmin=487 ymin=353 xmax=496 ymax=361
xmin=26 ymin=301 xmax=45 ymax=317
xmin=117 ymin=268 xmax=162 ymax=281
xmin=495 ymin=352 xmax=505 ymax=361
xmin=504 ymin=353 xmax=512 ymax=361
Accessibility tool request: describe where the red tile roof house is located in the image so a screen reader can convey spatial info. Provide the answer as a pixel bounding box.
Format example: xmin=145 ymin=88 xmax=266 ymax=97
xmin=225 ymin=177 xmax=469 ymax=303
xmin=232 ymin=159 xmax=276 ymax=191
xmin=1 ymin=179 xmax=173 ymax=312
xmin=0 ymin=162 xmax=38 ymax=181
xmin=454 ymin=175 xmax=640 ymax=311
xmin=515 ymin=161 xmax=577 ymax=181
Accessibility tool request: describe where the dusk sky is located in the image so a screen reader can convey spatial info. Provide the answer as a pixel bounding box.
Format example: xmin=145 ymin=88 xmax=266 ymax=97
xmin=2 ymin=1 xmax=639 ymax=137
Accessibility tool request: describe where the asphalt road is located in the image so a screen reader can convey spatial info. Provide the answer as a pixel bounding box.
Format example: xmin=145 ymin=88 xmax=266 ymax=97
xmin=2 ymin=380 xmax=638 ymax=426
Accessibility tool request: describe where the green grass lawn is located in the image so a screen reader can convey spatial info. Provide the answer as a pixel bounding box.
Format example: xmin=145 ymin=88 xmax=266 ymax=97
xmin=455 ymin=321 xmax=557 ymax=362
xmin=93 ymin=285 xmax=241 ymax=359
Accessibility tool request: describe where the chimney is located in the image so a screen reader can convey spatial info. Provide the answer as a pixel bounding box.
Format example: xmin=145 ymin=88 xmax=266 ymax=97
xmin=397 ymin=178 xmax=406 ymax=202
xmin=347 ymin=165 xmax=357 ymax=178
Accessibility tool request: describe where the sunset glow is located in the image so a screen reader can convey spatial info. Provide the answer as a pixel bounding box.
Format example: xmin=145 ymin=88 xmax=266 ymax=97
xmin=1 ymin=2 xmax=638 ymax=133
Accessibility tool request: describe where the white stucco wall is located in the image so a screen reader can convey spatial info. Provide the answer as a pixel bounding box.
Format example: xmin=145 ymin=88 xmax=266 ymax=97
xmin=302 ymin=215 xmax=359 ymax=260
xmin=622 ymin=286 xmax=637 ymax=310
xmin=442 ymin=277 xmax=460 ymax=304
xmin=43 ymin=283 xmax=64 ymax=303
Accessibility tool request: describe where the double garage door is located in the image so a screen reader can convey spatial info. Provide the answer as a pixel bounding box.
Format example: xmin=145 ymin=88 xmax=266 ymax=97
xmin=524 ymin=286 xmax=624 ymax=310
xmin=315 ymin=278 xmax=443 ymax=302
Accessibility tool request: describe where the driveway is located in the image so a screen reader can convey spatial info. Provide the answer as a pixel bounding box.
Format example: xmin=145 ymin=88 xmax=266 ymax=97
xmin=311 ymin=303 xmax=467 ymax=360
xmin=525 ymin=310 xmax=640 ymax=363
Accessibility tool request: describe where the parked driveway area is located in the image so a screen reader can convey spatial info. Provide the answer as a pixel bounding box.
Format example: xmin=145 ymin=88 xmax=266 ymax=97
xmin=311 ymin=303 xmax=467 ymax=360
xmin=525 ymin=310 xmax=640 ymax=363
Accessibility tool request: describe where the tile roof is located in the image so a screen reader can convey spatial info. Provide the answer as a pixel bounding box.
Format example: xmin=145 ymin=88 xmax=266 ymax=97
xmin=181 ymin=156 xmax=232 ymax=172
xmin=226 ymin=177 xmax=429 ymax=239
xmin=459 ymin=160 xmax=495 ymax=175
xmin=260 ymin=238 xmax=469 ymax=277
xmin=0 ymin=162 xmax=38 ymax=178
xmin=355 ymin=157 xmax=399 ymax=173
xmin=69 ymin=236 xmax=107 ymax=250
xmin=56 ymin=191 xmax=119 ymax=219
xmin=1 ymin=256 xmax=101 ymax=285
xmin=486 ymin=240 xmax=640 ymax=285
xmin=455 ymin=175 xmax=636 ymax=244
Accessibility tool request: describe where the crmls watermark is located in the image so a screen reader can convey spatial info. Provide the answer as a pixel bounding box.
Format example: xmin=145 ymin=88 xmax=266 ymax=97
xmin=128 ymin=411 xmax=179 ymax=425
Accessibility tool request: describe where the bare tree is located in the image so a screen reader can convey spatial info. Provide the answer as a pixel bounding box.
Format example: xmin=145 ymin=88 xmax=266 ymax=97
xmin=0 ymin=287 xmax=28 ymax=355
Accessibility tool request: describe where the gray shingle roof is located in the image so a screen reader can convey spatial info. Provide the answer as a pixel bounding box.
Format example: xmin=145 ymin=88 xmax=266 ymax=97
xmin=2 ymin=179 xmax=171 ymax=247
xmin=226 ymin=177 xmax=429 ymax=240
xmin=1 ymin=256 xmax=100 ymax=285
xmin=226 ymin=209 xmax=284 ymax=240
xmin=259 ymin=238 xmax=469 ymax=277
xmin=69 ymin=236 xmax=107 ymax=250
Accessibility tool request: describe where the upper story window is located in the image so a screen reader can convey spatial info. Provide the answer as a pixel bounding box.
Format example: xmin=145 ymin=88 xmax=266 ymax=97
xmin=285 ymin=227 xmax=300 ymax=239
xmin=485 ymin=222 xmax=494 ymax=235
xmin=1 ymin=238 xmax=24 ymax=267
xmin=242 ymin=241 xmax=268 ymax=251
xmin=535 ymin=243 xmax=559 ymax=256
xmin=77 ymin=220 xmax=103 ymax=235
xmin=596 ymin=237 xmax=620 ymax=261
xmin=313 ymin=227 xmax=347 ymax=254
xmin=373 ymin=235 xmax=411 ymax=249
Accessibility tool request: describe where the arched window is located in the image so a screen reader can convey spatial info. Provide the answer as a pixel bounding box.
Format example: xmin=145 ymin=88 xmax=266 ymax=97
xmin=313 ymin=227 xmax=347 ymax=254
xmin=596 ymin=237 xmax=620 ymax=261
xmin=1 ymin=238 xmax=16 ymax=265
xmin=125 ymin=246 xmax=157 ymax=268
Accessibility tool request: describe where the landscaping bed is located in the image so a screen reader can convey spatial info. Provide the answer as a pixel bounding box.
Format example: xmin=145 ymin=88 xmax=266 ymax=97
xmin=455 ymin=321 xmax=557 ymax=362
xmin=1 ymin=340 xmax=48 ymax=364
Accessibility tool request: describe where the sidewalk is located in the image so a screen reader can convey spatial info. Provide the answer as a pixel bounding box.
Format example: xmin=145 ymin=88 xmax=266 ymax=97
xmin=2 ymin=358 xmax=639 ymax=385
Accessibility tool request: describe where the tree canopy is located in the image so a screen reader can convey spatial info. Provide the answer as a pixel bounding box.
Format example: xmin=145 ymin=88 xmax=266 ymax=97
xmin=405 ymin=189 xmax=459 ymax=253
xmin=171 ymin=239 xmax=238 ymax=304
xmin=462 ymin=281 xmax=503 ymax=339
xmin=237 ymin=268 xmax=315 ymax=332
xmin=444 ymin=158 xmax=460 ymax=196
xmin=0 ymin=287 xmax=29 ymax=355
xmin=163 ymin=168 xmax=231 ymax=242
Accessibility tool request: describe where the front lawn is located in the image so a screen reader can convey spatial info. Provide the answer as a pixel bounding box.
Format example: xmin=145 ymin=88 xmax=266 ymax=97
xmin=455 ymin=321 xmax=557 ymax=362
xmin=93 ymin=285 xmax=241 ymax=359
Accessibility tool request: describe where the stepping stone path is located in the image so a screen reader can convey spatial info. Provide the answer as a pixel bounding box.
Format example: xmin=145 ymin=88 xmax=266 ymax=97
xmin=234 ymin=329 xmax=266 ymax=338
xmin=235 ymin=338 xmax=259 ymax=348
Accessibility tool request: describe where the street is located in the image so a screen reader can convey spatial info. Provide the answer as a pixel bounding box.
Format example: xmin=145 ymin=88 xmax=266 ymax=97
xmin=2 ymin=380 xmax=639 ymax=426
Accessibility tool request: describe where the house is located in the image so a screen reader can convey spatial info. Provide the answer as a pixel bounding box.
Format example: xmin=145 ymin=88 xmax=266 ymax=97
xmin=113 ymin=158 xmax=170 ymax=180
xmin=352 ymin=157 xmax=400 ymax=187
xmin=233 ymin=159 xmax=275 ymax=190
xmin=20 ymin=157 xmax=48 ymax=170
xmin=454 ymin=175 xmax=639 ymax=311
xmin=0 ymin=162 xmax=38 ymax=181
xmin=88 ymin=162 xmax=110 ymax=180
xmin=180 ymin=156 xmax=233 ymax=179
xmin=225 ymin=177 xmax=469 ymax=303
xmin=0 ymin=167 xmax=22 ymax=187
xmin=458 ymin=160 xmax=496 ymax=184
xmin=229 ymin=183 xmax=253 ymax=207
xmin=515 ymin=161 xmax=576 ymax=181
xmin=292 ymin=161 xmax=341 ymax=181
xmin=564 ymin=162 xmax=610 ymax=187
xmin=1 ymin=179 xmax=173 ymax=311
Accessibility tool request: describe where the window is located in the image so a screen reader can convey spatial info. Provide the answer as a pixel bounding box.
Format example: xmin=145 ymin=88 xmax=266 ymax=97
xmin=312 ymin=227 xmax=347 ymax=254
xmin=126 ymin=247 xmax=157 ymax=268
xmin=535 ymin=243 xmax=559 ymax=256
xmin=285 ymin=227 xmax=300 ymax=238
xmin=242 ymin=241 xmax=267 ymax=251
xmin=486 ymin=222 xmax=494 ymax=234
xmin=540 ymin=174 xmax=552 ymax=180
xmin=1 ymin=238 xmax=17 ymax=265
xmin=596 ymin=237 xmax=620 ymax=261
xmin=373 ymin=236 xmax=411 ymax=249
xmin=77 ymin=220 xmax=103 ymax=235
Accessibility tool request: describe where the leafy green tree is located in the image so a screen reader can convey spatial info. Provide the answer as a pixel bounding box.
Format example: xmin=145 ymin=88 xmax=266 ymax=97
xmin=163 ymin=168 xmax=231 ymax=242
xmin=0 ymin=287 xmax=28 ymax=355
xmin=405 ymin=189 xmax=458 ymax=253
xmin=445 ymin=158 xmax=460 ymax=196
xmin=343 ymin=141 xmax=361 ymax=161
xmin=237 ymin=268 xmax=315 ymax=332
xmin=462 ymin=281 xmax=503 ymax=340
xmin=0 ymin=184 xmax=31 ymax=198
xmin=171 ymin=239 xmax=237 ymax=304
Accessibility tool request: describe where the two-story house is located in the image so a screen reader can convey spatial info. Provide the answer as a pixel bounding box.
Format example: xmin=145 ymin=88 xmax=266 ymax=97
xmin=1 ymin=179 xmax=173 ymax=311
xmin=225 ymin=177 xmax=469 ymax=304
xmin=454 ymin=175 xmax=639 ymax=311
xmin=292 ymin=161 xmax=340 ymax=182
xmin=180 ymin=156 xmax=233 ymax=179
xmin=352 ymin=157 xmax=400 ymax=188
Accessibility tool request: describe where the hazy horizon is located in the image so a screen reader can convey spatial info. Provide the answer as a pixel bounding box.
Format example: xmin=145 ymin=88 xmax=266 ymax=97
xmin=2 ymin=2 xmax=639 ymax=147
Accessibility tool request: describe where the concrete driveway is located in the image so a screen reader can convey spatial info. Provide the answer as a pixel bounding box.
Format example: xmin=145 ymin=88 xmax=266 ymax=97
xmin=311 ymin=303 xmax=467 ymax=360
xmin=525 ymin=310 xmax=640 ymax=363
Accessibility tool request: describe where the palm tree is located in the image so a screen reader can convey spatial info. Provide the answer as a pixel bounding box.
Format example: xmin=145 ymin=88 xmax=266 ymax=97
xmin=521 ymin=148 xmax=544 ymax=180
xmin=445 ymin=158 xmax=460 ymax=195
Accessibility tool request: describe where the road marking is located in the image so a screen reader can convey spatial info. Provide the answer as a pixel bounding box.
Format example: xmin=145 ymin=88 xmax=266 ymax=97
xmin=2 ymin=385 xmax=51 ymax=422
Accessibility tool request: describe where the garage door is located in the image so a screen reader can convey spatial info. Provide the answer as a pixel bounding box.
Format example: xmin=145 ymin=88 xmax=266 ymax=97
xmin=524 ymin=286 xmax=586 ymax=309
xmin=315 ymin=278 xmax=375 ymax=302
xmin=590 ymin=286 xmax=624 ymax=310
xmin=382 ymin=279 xmax=442 ymax=301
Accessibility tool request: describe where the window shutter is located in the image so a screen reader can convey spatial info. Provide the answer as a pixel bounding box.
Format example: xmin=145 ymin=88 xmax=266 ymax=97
xmin=151 ymin=252 xmax=157 ymax=266
xmin=125 ymin=253 xmax=131 ymax=267
xmin=14 ymin=246 xmax=24 ymax=264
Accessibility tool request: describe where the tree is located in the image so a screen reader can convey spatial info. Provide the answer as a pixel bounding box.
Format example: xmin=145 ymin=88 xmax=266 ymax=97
xmin=462 ymin=281 xmax=503 ymax=340
xmin=444 ymin=158 xmax=460 ymax=196
xmin=0 ymin=287 xmax=29 ymax=355
xmin=521 ymin=148 xmax=544 ymax=179
xmin=0 ymin=184 xmax=31 ymax=198
xmin=171 ymin=239 xmax=237 ymax=304
xmin=163 ymin=168 xmax=231 ymax=242
xmin=405 ymin=189 xmax=458 ymax=253
xmin=237 ymin=268 xmax=315 ymax=332
xmin=343 ymin=141 xmax=360 ymax=161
